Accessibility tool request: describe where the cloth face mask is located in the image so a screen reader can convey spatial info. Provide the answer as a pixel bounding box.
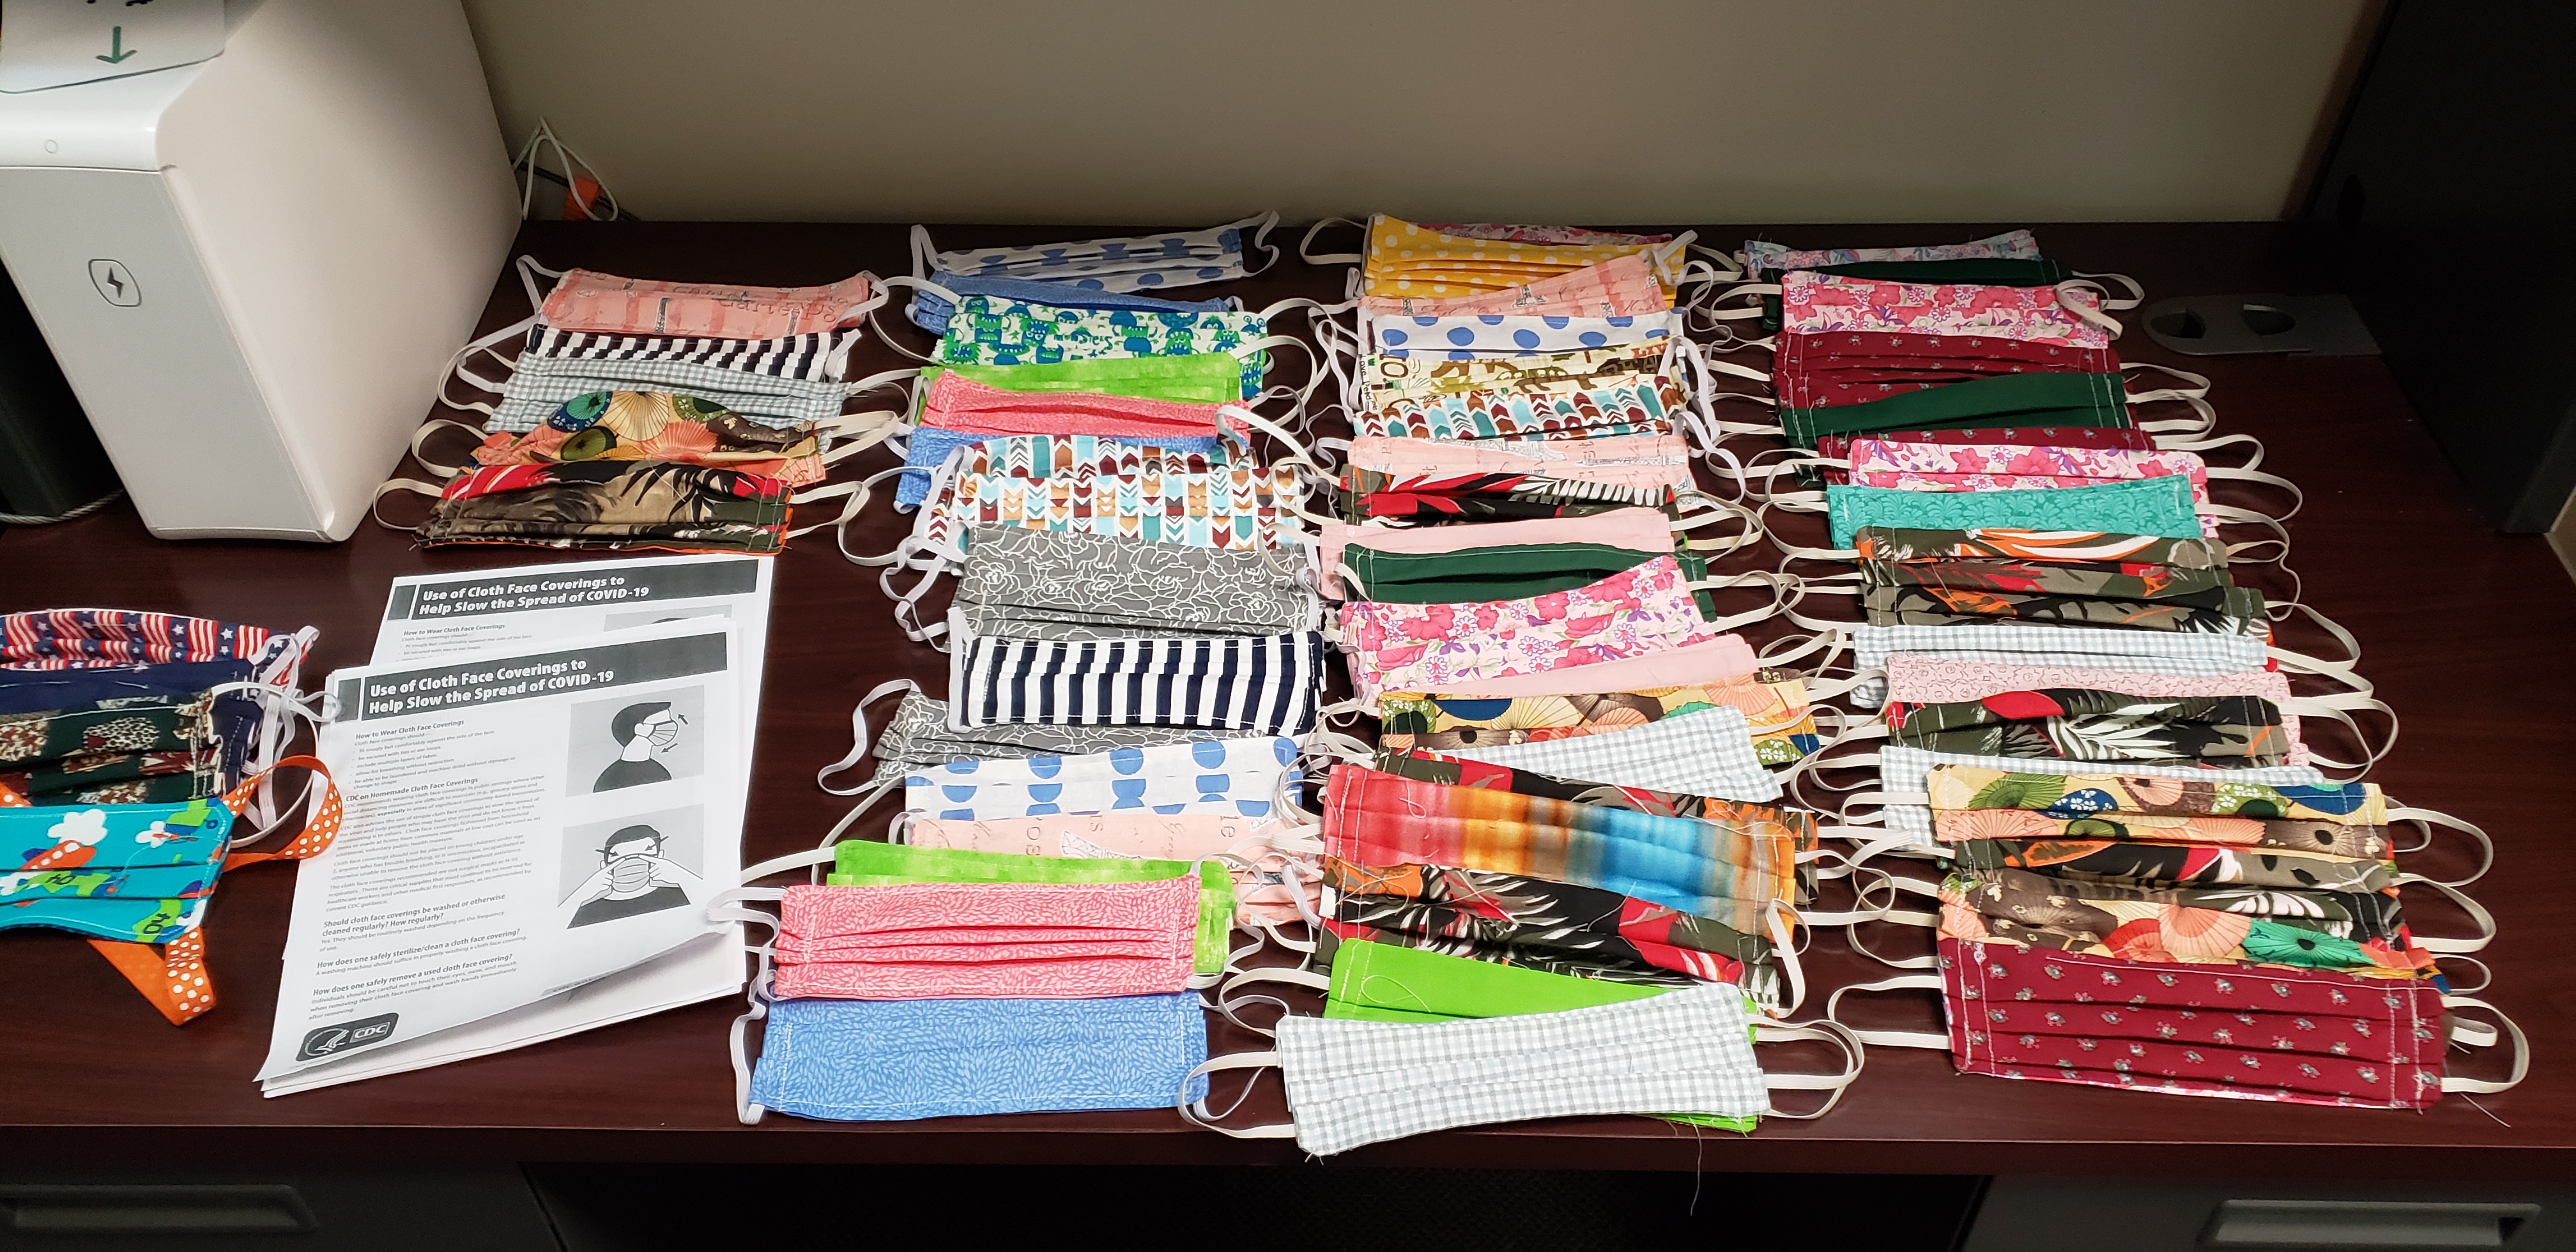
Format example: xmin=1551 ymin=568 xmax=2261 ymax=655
xmin=1361 ymin=215 xmax=1685 ymax=299
xmin=912 ymin=442 xmax=1301 ymax=560
xmin=1319 ymin=506 xmax=1675 ymax=600
xmin=946 ymin=616 xmax=1324 ymax=737
xmin=899 ymin=369 xmax=1240 ymax=508
xmin=1320 ymin=763 xmax=1805 ymax=929
xmin=1344 ymin=433 xmax=1694 ymax=498
xmin=521 ymin=324 xmax=855 ymax=383
xmin=1337 ymin=556 xmax=1720 ymax=706
xmin=1886 ymin=657 xmax=2308 ymax=765
xmin=902 ymin=734 xmax=1299 ymax=821
xmin=1776 ymin=369 xmax=2133 ymax=449
xmin=1374 ymin=311 xmax=1681 ymax=359
xmin=0 ymin=758 xmax=339 ymax=1025
xmin=1360 ymin=376 xmax=1683 ymax=443
xmin=491 ymin=361 xmax=849 ymax=433
xmin=1873 ymin=744 xmax=2329 ymax=841
xmin=852 ymin=689 xmax=1213 ymax=790
xmin=1827 ymin=475 xmax=2202 ymax=550
xmin=1196 ymin=983 xmax=1773 ymax=1154
xmin=823 ymin=839 xmax=1232 ymax=976
xmin=1337 ymin=542 xmax=1660 ymax=604
xmin=1362 ymin=341 xmax=1666 ymax=413
xmin=473 ymin=391 xmax=831 ymax=487
xmin=1816 ymin=425 xmax=2156 ymax=478
xmin=747 ymin=991 xmax=1207 ymax=1123
xmin=1887 ymin=690 xmax=2289 ymax=767
xmin=1926 ymin=766 xmax=2383 ymax=825
xmin=1435 ymin=704 xmax=1783 ymax=802
xmin=1746 ymin=231 xmax=2042 ymax=275
xmin=1779 ymin=270 xmax=2110 ymax=346
xmin=772 ymin=876 xmax=1203 ymax=1000
xmin=1321 ymin=859 xmax=1777 ymax=999
xmin=417 ymin=462 xmax=788 ymax=554
xmin=936 ymin=296 xmax=1269 ymax=399
xmin=903 ymin=813 xmax=1312 ymax=928
xmin=1940 ymin=867 xmax=2435 ymax=981
xmin=954 ymin=526 xmax=1314 ymax=641
xmin=1322 ymin=936 xmax=1667 ymax=1021
xmin=0 ymin=690 xmax=229 ymax=806
xmin=542 ymin=269 xmax=874 ymax=339
xmin=1848 ymin=936 xmax=2492 ymax=1109
xmin=915 ymin=355 xmax=1245 ymax=408
xmin=1940 ymin=818 xmax=2395 ymax=895
xmin=1846 ymin=439 xmax=2214 ymax=535
xmin=1378 ymin=671 xmax=1820 ymax=767
xmin=921 ymin=213 xmax=1276 ymax=293
xmin=1360 ymin=251 xmax=1672 ymax=319
xmin=1848 ymin=623 xmax=2268 ymax=709
xmin=907 ymin=273 xmax=1230 ymax=335
xmin=1373 ymin=745 xmax=1713 ymax=820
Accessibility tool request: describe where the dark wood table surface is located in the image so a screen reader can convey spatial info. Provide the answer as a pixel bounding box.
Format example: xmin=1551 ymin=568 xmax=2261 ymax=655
xmin=4 ymin=221 xmax=2569 ymax=1175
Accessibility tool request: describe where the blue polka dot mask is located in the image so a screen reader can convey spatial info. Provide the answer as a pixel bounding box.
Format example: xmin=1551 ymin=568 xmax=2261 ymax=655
xmin=1370 ymin=309 xmax=1682 ymax=359
xmin=911 ymin=213 xmax=1281 ymax=296
xmin=902 ymin=735 xmax=1302 ymax=822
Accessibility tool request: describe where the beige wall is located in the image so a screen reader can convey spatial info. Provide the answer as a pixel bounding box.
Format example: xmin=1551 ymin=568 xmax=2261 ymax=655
xmin=461 ymin=0 xmax=2375 ymax=225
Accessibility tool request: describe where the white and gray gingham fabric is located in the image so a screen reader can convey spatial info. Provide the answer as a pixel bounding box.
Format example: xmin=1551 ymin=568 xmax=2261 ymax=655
xmin=489 ymin=358 xmax=850 ymax=432
xmin=1848 ymin=623 xmax=2269 ymax=708
xmin=1874 ymin=744 xmax=2331 ymax=839
xmin=1272 ymin=983 xmax=1767 ymax=1156
xmin=1438 ymin=705 xmax=1781 ymax=801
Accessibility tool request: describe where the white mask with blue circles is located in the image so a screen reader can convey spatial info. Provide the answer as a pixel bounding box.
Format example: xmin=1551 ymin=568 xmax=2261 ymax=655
xmin=1372 ymin=309 xmax=1681 ymax=358
xmin=903 ymin=735 xmax=1301 ymax=821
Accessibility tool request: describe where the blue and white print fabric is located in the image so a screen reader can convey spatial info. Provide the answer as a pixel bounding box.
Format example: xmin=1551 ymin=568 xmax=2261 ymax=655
xmin=921 ymin=213 xmax=1278 ymax=294
xmin=907 ymin=272 xmax=1234 ymax=335
xmin=935 ymin=296 xmax=1270 ymax=399
xmin=1370 ymin=310 xmax=1682 ymax=358
xmin=893 ymin=426 xmax=1223 ymax=510
xmin=749 ymin=993 xmax=1208 ymax=1122
xmin=904 ymin=735 xmax=1299 ymax=821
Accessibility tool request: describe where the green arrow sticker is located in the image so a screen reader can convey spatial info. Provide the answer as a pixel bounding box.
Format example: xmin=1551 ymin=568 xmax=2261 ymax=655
xmin=97 ymin=27 xmax=137 ymax=65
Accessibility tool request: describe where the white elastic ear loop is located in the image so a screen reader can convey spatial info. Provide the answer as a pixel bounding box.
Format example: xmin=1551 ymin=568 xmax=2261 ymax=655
xmin=1753 ymin=1019 xmax=1867 ymax=1119
xmin=2437 ymin=996 xmax=2529 ymax=1094
xmin=815 ymin=678 xmax=922 ymax=794
xmin=2383 ymin=805 xmax=2493 ymax=885
xmin=2398 ymin=874 xmax=2497 ymax=955
xmin=1238 ymin=210 xmax=1283 ymax=276
xmin=1178 ymin=1051 xmax=1296 ymax=1138
xmin=730 ymin=958 xmax=775 ymax=1124
xmin=2071 ymin=269 xmax=2145 ymax=310
xmin=1824 ymin=974 xmax=1949 ymax=1050
xmin=2055 ymin=279 xmax=2126 ymax=339
xmin=1299 ymin=217 xmax=1366 ymax=265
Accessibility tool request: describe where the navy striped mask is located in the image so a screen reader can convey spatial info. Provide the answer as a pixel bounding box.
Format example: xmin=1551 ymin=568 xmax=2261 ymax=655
xmin=944 ymin=610 xmax=1324 ymax=738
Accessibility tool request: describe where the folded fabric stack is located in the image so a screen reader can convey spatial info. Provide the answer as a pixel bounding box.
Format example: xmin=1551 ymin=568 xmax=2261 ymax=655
xmin=733 ymin=217 xmax=1350 ymax=1125
xmin=399 ymin=263 xmax=901 ymax=553
xmin=0 ymin=611 xmax=339 ymax=1025
xmin=1681 ymin=230 xmax=2519 ymax=1108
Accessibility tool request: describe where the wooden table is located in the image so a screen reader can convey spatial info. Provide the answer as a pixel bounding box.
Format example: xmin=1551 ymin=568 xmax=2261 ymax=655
xmin=3 ymin=220 xmax=2569 ymax=1177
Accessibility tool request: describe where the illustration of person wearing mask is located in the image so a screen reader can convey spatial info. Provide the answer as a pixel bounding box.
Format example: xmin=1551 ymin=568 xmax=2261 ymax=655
xmin=592 ymin=701 xmax=682 ymax=792
xmin=565 ymin=825 xmax=702 ymax=928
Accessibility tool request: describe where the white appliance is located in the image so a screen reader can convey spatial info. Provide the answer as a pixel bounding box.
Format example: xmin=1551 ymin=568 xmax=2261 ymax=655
xmin=0 ymin=0 xmax=518 ymax=540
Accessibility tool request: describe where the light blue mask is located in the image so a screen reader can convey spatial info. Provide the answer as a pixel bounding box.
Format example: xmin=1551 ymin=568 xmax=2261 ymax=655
xmin=746 ymin=992 xmax=1208 ymax=1122
xmin=1825 ymin=475 xmax=2202 ymax=549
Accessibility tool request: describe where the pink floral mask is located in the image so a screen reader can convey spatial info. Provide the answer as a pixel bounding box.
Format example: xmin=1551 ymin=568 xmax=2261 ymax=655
xmin=1779 ymin=271 xmax=2113 ymax=347
xmin=1337 ymin=555 xmax=1719 ymax=705
xmin=1846 ymin=438 xmax=2215 ymax=536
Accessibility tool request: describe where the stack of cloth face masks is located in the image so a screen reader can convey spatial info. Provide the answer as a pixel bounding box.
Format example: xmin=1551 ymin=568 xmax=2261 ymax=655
xmin=1279 ymin=220 xmax=1877 ymax=1021
xmin=0 ymin=610 xmax=342 ymax=1026
xmin=1689 ymin=233 xmax=2522 ymax=1108
xmin=733 ymin=220 xmax=1342 ymax=1126
xmin=395 ymin=260 xmax=904 ymax=554
xmin=735 ymin=838 xmax=1234 ymax=1124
